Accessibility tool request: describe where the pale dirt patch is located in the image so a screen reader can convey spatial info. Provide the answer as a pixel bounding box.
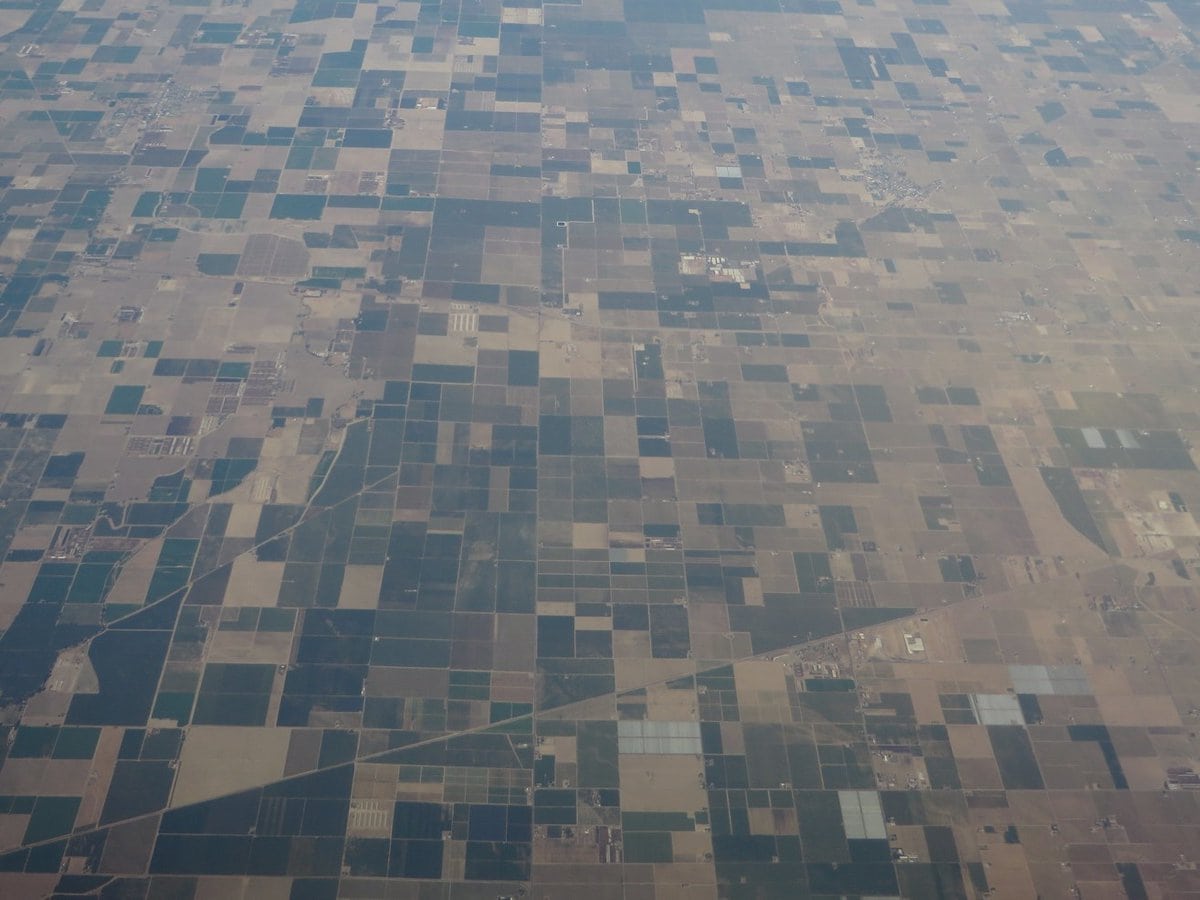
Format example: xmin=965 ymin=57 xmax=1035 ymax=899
xmin=172 ymin=726 xmax=292 ymax=807
xmin=225 ymin=555 xmax=285 ymax=606
xmin=338 ymin=564 xmax=384 ymax=609
xmin=618 ymin=755 xmax=705 ymax=813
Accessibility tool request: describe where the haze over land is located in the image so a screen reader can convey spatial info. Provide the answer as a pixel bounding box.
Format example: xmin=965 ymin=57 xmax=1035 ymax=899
xmin=0 ymin=0 xmax=1197 ymax=897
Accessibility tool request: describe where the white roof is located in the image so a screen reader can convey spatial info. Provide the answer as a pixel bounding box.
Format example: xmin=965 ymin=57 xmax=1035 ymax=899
xmin=1010 ymin=664 xmax=1089 ymax=695
xmin=617 ymin=720 xmax=702 ymax=755
xmin=838 ymin=790 xmax=887 ymax=840
xmin=971 ymin=693 xmax=1024 ymax=726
